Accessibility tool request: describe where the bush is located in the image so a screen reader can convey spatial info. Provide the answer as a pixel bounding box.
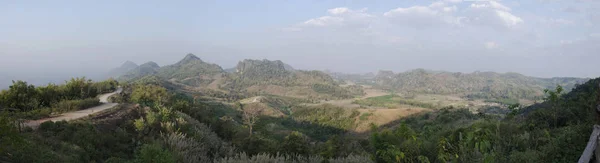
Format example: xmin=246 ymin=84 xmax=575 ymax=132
xmin=18 ymin=107 xmax=52 ymax=119
xmin=52 ymin=98 xmax=100 ymax=113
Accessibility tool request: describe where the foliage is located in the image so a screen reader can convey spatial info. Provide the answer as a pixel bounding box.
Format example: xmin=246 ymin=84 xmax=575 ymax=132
xmin=375 ymin=69 xmax=588 ymax=100
xmin=130 ymin=84 xmax=168 ymax=106
xmin=134 ymin=143 xmax=177 ymax=163
xmin=0 ymin=78 xmax=116 ymax=119
xmin=52 ymin=98 xmax=100 ymax=112
xmin=156 ymin=54 xmax=224 ymax=80
xmin=292 ymin=104 xmax=360 ymax=131
xmin=353 ymin=94 xmax=439 ymax=109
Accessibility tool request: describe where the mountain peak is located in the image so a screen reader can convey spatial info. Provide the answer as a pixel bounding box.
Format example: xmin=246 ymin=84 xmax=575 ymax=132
xmin=121 ymin=61 xmax=138 ymax=68
xmin=140 ymin=61 xmax=160 ymax=68
xmin=181 ymin=53 xmax=201 ymax=62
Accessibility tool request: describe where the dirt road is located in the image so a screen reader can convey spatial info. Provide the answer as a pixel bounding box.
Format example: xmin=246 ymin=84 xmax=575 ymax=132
xmin=23 ymin=87 xmax=123 ymax=128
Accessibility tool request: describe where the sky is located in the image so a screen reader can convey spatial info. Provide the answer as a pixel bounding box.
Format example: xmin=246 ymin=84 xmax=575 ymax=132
xmin=1 ymin=0 xmax=600 ymax=88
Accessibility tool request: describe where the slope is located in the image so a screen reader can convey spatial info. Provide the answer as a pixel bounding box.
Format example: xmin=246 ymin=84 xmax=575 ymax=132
xmin=374 ymin=69 xmax=589 ymax=100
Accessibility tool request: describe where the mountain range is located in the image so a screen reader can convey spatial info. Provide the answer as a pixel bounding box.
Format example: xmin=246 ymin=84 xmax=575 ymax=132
xmin=109 ymin=54 xmax=361 ymax=100
xmin=107 ymin=54 xmax=589 ymax=102
xmin=372 ymin=69 xmax=588 ymax=100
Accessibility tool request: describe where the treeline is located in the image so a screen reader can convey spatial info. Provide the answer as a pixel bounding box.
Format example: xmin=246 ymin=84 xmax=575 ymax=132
xmin=368 ymin=78 xmax=600 ymax=162
xmin=374 ymin=69 xmax=588 ymax=101
xmin=0 ymin=77 xmax=118 ymax=119
xmin=353 ymin=94 xmax=439 ymax=109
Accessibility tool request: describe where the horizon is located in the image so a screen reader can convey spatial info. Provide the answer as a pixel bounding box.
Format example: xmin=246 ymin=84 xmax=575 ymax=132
xmin=1 ymin=0 xmax=600 ymax=88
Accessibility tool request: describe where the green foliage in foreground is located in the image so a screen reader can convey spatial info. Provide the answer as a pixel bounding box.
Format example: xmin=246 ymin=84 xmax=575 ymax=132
xmin=369 ymin=78 xmax=600 ymax=163
xmin=0 ymin=78 xmax=117 ymax=119
xmin=2 ymin=77 xmax=599 ymax=163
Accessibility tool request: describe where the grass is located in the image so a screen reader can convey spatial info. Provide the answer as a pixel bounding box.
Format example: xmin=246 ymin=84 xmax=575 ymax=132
xmin=359 ymin=112 xmax=373 ymax=121
xmin=353 ymin=95 xmax=439 ymax=109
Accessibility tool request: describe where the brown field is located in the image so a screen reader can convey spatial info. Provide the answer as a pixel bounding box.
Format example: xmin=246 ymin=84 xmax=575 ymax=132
xmin=353 ymin=107 xmax=430 ymax=132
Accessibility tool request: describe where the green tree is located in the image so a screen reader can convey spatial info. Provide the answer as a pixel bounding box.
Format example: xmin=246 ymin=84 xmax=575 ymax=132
xmin=1 ymin=80 xmax=39 ymax=111
xmin=130 ymin=85 xmax=168 ymax=106
xmin=281 ymin=131 xmax=311 ymax=157
xmin=544 ymin=85 xmax=563 ymax=128
xmin=36 ymin=83 xmax=62 ymax=107
xmin=134 ymin=143 xmax=176 ymax=163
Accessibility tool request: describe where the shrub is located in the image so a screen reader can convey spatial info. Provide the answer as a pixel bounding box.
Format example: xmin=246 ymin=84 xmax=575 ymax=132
xmin=52 ymin=98 xmax=100 ymax=113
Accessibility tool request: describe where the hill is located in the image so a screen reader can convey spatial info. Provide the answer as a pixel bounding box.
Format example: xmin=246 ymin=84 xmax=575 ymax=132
xmin=156 ymin=53 xmax=224 ymax=81
xmin=225 ymin=59 xmax=363 ymax=99
xmin=113 ymin=55 xmax=361 ymax=100
xmin=374 ymin=69 xmax=589 ymax=101
xmin=118 ymin=61 xmax=160 ymax=82
xmin=106 ymin=61 xmax=138 ymax=78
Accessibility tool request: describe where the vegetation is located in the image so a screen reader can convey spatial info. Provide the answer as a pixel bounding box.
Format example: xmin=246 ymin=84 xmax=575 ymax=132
xmin=0 ymin=78 xmax=118 ymax=119
xmin=119 ymin=61 xmax=161 ymax=82
xmin=353 ymin=94 xmax=439 ymax=109
xmin=374 ymin=69 xmax=588 ymax=101
xmin=2 ymin=62 xmax=599 ymax=162
xmin=156 ymin=54 xmax=224 ymax=81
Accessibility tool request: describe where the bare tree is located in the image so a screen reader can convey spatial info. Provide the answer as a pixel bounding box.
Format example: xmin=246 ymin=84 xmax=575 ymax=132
xmin=242 ymin=103 xmax=263 ymax=137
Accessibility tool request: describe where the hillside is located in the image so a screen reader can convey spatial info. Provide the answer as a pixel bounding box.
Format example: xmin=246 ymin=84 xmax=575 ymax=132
xmin=118 ymin=61 xmax=160 ymax=82
xmin=374 ymin=69 xmax=589 ymax=100
xmin=225 ymin=59 xmax=363 ymax=99
xmin=114 ymin=55 xmax=362 ymax=100
xmin=156 ymin=53 xmax=224 ymax=81
xmin=107 ymin=61 xmax=138 ymax=78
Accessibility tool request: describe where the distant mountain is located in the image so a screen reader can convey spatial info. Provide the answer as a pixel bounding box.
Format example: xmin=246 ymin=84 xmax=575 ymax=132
xmin=119 ymin=61 xmax=160 ymax=81
xmin=374 ymin=69 xmax=589 ymax=100
xmin=107 ymin=61 xmax=138 ymax=78
xmin=326 ymin=71 xmax=376 ymax=84
xmin=156 ymin=53 xmax=224 ymax=80
xmin=226 ymin=59 xmax=361 ymax=99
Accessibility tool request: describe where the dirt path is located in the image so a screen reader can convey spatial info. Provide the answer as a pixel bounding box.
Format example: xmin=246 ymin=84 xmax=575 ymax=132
xmin=23 ymin=88 xmax=123 ymax=128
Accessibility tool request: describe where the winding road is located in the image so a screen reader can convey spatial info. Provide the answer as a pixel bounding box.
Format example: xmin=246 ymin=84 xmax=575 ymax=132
xmin=24 ymin=87 xmax=123 ymax=128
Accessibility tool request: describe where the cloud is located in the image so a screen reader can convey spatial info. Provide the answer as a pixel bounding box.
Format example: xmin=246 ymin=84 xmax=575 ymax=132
xmin=485 ymin=41 xmax=499 ymax=49
xmin=328 ymin=7 xmax=350 ymax=15
xmin=384 ymin=2 xmax=460 ymax=28
xmin=445 ymin=0 xmax=463 ymax=3
xmin=470 ymin=0 xmax=511 ymax=11
xmin=304 ymin=16 xmax=344 ymax=26
xmin=465 ymin=1 xmax=523 ymax=29
xmin=301 ymin=8 xmax=374 ymax=27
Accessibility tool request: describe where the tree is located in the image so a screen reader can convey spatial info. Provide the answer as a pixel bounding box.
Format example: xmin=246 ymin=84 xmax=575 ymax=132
xmin=1 ymin=81 xmax=39 ymax=111
xmin=281 ymin=131 xmax=311 ymax=157
xmin=36 ymin=83 xmax=62 ymax=107
xmin=241 ymin=103 xmax=263 ymax=137
xmin=544 ymin=85 xmax=563 ymax=128
xmin=130 ymin=84 xmax=168 ymax=106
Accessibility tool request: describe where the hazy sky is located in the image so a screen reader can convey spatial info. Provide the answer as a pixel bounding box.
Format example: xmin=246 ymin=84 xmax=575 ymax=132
xmin=1 ymin=0 xmax=600 ymax=87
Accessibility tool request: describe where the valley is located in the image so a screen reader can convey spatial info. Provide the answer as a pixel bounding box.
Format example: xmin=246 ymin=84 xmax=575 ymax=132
xmin=1 ymin=53 xmax=596 ymax=163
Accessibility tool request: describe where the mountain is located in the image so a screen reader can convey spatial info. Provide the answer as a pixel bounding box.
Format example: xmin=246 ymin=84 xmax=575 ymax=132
xmin=226 ymin=59 xmax=362 ymax=99
xmin=326 ymin=71 xmax=376 ymax=85
xmin=118 ymin=61 xmax=160 ymax=81
xmin=107 ymin=61 xmax=138 ymax=78
xmin=374 ymin=69 xmax=589 ymax=100
xmin=156 ymin=53 xmax=224 ymax=81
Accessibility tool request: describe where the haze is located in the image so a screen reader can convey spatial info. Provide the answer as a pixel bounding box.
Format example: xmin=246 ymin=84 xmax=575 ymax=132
xmin=1 ymin=0 xmax=599 ymax=88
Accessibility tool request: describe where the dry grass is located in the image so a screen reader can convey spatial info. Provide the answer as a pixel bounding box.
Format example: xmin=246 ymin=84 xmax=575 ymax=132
xmin=353 ymin=107 xmax=430 ymax=132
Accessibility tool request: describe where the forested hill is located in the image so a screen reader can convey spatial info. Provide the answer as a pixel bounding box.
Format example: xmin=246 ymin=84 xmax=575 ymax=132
xmin=374 ymin=69 xmax=589 ymax=100
xmin=224 ymin=59 xmax=364 ymax=99
xmin=156 ymin=53 xmax=224 ymax=80
xmin=111 ymin=54 xmax=363 ymax=100
xmin=107 ymin=61 xmax=138 ymax=78
xmin=118 ymin=61 xmax=160 ymax=82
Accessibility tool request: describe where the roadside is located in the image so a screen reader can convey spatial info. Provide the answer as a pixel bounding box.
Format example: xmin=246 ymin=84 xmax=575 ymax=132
xmin=23 ymin=87 xmax=123 ymax=128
